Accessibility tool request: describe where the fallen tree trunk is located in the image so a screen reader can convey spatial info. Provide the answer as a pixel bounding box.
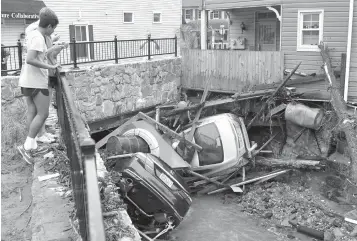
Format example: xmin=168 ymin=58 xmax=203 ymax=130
xmin=319 ymin=43 xmax=357 ymax=183
xmin=255 ymin=157 xmax=323 ymax=169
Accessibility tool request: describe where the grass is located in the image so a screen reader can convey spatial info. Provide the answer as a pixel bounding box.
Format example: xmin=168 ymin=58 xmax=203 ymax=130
xmin=1 ymin=98 xmax=28 ymax=164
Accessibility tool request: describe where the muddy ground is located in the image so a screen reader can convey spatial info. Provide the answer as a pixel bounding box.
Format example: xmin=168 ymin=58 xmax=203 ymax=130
xmin=1 ymin=153 xmax=33 ymax=241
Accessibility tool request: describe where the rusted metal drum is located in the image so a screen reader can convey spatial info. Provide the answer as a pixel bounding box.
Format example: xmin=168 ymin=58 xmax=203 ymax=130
xmin=285 ymin=103 xmax=324 ymax=130
xmin=106 ymin=135 xmax=150 ymax=155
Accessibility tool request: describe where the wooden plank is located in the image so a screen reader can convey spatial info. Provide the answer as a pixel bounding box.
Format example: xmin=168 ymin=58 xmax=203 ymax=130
xmin=181 ymin=50 xmax=284 ymax=93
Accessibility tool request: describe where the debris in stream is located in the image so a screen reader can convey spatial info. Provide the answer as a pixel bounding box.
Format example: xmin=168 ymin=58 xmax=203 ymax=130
xmin=95 ymin=55 xmax=357 ymax=241
xmin=227 ymin=172 xmax=357 ymax=241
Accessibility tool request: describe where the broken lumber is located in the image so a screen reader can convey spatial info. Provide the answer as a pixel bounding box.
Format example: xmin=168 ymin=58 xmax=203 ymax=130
xmin=319 ymin=42 xmax=357 ymax=183
xmin=186 ymin=80 xmax=211 ymax=142
xmin=136 ymin=112 xmax=202 ymax=151
xmin=187 ymin=170 xmax=243 ymax=193
xmin=208 ymin=169 xmax=291 ymax=195
xmin=255 ymin=157 xmax=323 ymax=169
xmin=247 ymin=62 xmax=302 ymax=130
xmin=252 ymin=133 xmax=279 ymax=157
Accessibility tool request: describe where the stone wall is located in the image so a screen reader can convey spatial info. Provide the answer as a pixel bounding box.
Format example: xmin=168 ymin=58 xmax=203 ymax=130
xmin=66 ymin=57 xmax=182 ymax=122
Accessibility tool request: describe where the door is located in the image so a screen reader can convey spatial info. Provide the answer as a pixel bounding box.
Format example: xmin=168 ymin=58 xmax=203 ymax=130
xmin=75 ymin=25 xmax=88 ymax=58
xmin=256 ymin=20 xmax=277 ymax=51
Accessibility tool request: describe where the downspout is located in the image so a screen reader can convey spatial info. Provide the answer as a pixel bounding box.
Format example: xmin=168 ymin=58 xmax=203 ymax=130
xmin=344 ymin=0 xmax=354 ymax=101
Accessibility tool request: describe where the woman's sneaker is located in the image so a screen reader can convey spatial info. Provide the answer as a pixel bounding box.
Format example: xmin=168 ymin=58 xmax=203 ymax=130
xmin=17 ymin=145 xmax=33 ymax=164
xmin=36 ymin=133 xmax=55 ymax=144
xmin=17 ymin=145 xmax=48 ymax=164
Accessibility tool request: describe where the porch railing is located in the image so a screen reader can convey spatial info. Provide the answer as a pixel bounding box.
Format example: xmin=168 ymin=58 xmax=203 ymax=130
xmin=1 ymin=35 xmax=178 ymax=74
xmin=55 ymin=70 xmax=105 ymax=241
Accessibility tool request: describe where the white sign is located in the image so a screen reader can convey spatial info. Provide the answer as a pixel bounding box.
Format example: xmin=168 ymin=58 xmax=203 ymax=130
xmin=1 ymin=12 xmax=39 ymax=19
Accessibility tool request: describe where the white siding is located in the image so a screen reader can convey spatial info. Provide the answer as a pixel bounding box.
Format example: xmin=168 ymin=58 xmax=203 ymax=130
xmin=281 ymin=0 xmax=350 ymax=74
xmin=348 ymin=0 xmax=357 ymax=101
xmin=42 ymin=0 xmax=181 ymax=42
xmin=1 ymin=19 xmax=26 ymax=45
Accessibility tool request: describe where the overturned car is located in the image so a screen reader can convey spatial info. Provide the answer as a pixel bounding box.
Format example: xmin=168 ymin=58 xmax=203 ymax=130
xmin=112 ymin=152 xmax=192 ymax=231
xmin=103 ymin=111 xmax=253 ymax=236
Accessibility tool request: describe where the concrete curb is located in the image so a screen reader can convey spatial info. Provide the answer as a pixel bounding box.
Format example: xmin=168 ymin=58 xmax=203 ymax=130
xmin=30 ymin=160 xmax=75 ymax=241
xmin=30 ymin=105 xmax=76 ymax=241
xmin=30 ymin=105 xmax=140 ymax=241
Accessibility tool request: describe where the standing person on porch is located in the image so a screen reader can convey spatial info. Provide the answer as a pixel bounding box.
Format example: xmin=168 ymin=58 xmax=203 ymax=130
xmin=17 ymin=7 xmax=60 ymax=164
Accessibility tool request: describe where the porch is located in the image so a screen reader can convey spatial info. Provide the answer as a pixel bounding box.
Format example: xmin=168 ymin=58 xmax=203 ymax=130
xmin=201 ymin=5 xmax=282 ymax=51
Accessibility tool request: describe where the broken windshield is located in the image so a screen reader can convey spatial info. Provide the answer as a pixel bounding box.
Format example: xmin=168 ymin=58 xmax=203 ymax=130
xmin=194 ymin=123 xmax=224 ymax=166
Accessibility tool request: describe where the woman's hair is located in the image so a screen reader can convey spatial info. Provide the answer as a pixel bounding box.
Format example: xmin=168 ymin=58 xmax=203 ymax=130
xmin=38 ymin=7 xmax=59 ymax=28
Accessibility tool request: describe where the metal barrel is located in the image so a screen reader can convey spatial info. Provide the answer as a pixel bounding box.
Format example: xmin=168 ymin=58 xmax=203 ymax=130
xmin=106 ymin=135 xmax=150 ymax=155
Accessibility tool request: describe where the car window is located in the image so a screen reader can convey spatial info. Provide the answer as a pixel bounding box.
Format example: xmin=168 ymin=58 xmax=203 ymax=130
xmin=194 ymin=123 xmax=224 ymax=166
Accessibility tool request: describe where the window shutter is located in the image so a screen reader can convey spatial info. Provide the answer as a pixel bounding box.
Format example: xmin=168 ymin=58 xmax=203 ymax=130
xmin=88 ymin=25 xmax=94 ymax=60
xmin=69 ymin=25 xmax=75 ymax=61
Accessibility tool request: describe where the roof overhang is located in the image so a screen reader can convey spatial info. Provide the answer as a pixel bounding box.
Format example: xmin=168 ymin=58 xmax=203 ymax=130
xmin=1 ymin=0 xmax=46 ymax=19
xmin=205 ymin=0 xmax=283 ymax=10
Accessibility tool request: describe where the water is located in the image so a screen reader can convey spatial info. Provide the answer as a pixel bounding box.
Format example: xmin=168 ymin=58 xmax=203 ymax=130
xmin=171 ymin=195 xmax=278 ymax=241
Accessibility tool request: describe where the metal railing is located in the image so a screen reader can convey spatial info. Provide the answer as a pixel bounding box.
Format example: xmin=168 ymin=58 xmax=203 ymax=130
xmin=55 ymin=70 xmax=105 ymax=240
xmin=1 ymin=35 xmax=178 ymax=73
xmin=1 ymin=41 xmax=22 ymax=75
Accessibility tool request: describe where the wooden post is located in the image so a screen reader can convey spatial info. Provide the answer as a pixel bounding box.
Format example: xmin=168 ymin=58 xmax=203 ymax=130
xmin=340 ymin=53 xmax=347 ymax=96
xmin=319 ymin=43 xmax=357 ymax=183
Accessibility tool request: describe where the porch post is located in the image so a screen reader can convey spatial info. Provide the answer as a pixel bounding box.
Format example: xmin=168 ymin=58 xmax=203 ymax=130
xmin=200 ymin=10 xmax=208 ymax=49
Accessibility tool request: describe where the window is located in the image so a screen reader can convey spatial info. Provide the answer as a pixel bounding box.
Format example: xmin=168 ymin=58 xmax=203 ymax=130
xmin=210 ymin=10 xmax=220 ymax=19
xmin=297 ymin=10 xmax=324 ymax=51
xmin=185 ymin=9 xmax=192 ymax=20
xmin=69 ymin=24 xmax=94 ymax=60
xmin=194 ymin=123 xmax=224 ymax=166
xmin=153 ymin=12 xmax=161 ymax=23
xmin=123 ymin=12 xmax=134 ymax=23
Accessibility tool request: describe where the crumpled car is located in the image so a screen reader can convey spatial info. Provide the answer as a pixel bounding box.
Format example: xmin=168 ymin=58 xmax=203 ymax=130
xmin=112 ymin=152 xmax=192 ymax=233
xmin=173 ymin=113 xmax=252 ymax=176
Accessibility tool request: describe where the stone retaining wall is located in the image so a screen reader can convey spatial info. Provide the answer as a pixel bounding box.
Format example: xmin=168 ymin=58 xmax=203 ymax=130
xmin=66 ymin=57 xmax=182 ymax=122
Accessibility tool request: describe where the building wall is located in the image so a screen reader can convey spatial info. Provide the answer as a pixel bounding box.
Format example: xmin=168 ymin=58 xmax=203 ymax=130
xmin=348 ymin=1 xmax=357 ymax=102
xmin=1 ymin=19 xmax=26 ymax=45
xmin=281 ymin=1 xmax=350 ymax=75
xmin=42 ymin=0 xmax=181 ymax=42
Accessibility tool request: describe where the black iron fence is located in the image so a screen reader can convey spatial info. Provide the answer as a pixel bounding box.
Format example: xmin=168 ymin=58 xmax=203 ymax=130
xmin=1 ymin=35 xmax=177 ymax=74
xmin=1 ymin=41 xmax=23 ymax=75
xmin=55 ymin=70 xmax=105 ymax=241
